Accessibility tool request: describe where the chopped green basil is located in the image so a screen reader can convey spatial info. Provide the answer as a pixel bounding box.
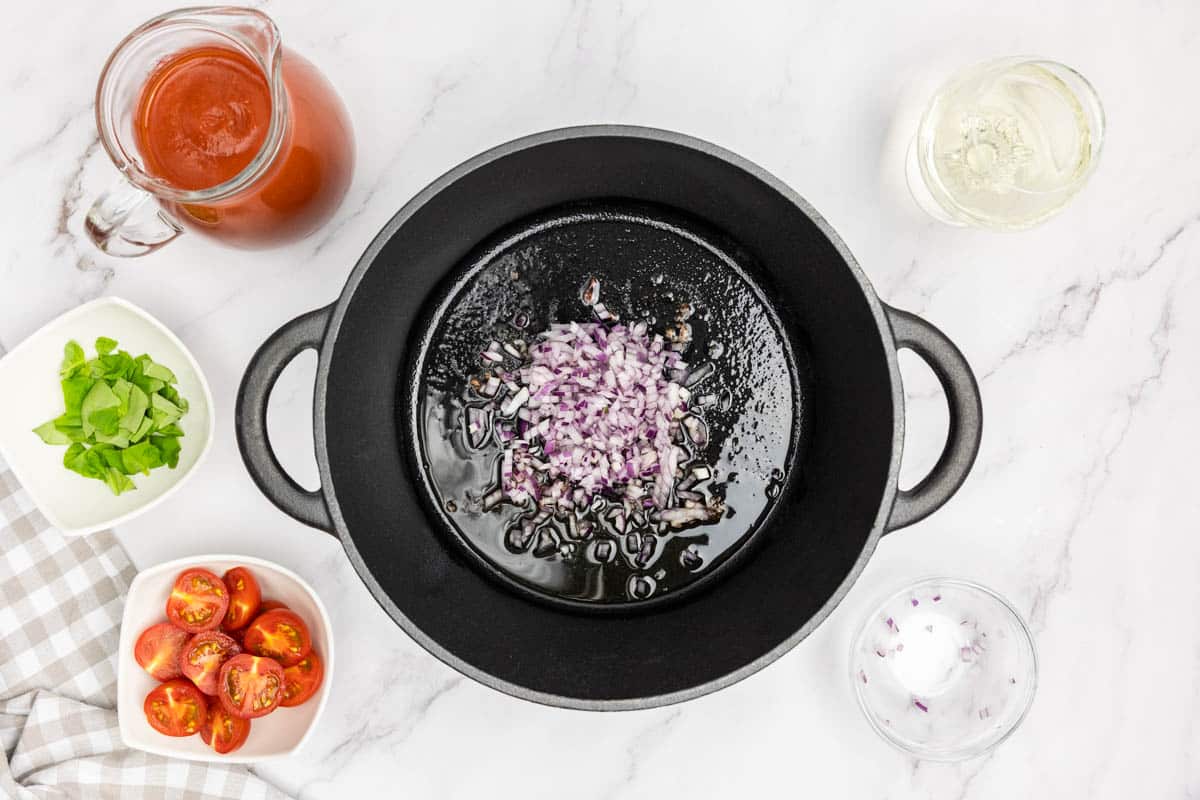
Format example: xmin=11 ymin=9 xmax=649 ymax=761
xmin=34 ymin=338 xmax=188 ymax=495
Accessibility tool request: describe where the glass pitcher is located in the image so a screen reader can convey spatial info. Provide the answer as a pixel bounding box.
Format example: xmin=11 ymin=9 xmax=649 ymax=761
xmin=88 ymin=7 xmax=355 ymax=256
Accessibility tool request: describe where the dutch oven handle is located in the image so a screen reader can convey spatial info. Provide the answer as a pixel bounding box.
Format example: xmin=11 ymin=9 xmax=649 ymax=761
xmin=235 ymin=305 xmax=337 ymax=534
xmin=883 ymin=305 xmax=983 ymax=533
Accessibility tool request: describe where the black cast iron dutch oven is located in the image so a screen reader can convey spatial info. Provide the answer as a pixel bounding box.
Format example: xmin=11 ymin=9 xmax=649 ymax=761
xmin=235 ymin=125 xmax=982 ymax=710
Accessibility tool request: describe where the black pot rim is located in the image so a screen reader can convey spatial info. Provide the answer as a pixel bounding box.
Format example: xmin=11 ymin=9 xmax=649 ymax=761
xmin=314 ymin=125 xmax=906 ymax=710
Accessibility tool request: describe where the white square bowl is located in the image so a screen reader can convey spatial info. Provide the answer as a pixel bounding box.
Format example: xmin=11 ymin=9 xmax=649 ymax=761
xmin=0 ymin=297 xmax=214 ymax=536
xmin=117 ymin=554 xmax=334 ymax=763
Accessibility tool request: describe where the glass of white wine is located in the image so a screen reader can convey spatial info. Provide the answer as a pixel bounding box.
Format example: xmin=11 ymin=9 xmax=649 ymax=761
xmin=905 ymin=56 xmax=1105 ymax=230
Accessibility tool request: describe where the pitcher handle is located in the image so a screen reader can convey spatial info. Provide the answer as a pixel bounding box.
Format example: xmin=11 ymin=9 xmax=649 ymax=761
xmin=85 ymin=177 xmax=183 ymax=257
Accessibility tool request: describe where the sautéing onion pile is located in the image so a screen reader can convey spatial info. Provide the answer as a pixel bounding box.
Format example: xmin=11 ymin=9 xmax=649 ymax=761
xmin=465 ymin=278 xmax=725 ymax=561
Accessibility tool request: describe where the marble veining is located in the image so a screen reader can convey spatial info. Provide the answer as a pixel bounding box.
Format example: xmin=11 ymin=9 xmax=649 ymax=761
xmin=2 ymin=1 xmax=1198 ymax=798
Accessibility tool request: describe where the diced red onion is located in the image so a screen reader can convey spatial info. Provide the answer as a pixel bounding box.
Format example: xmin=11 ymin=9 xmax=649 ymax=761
xmin=665 ymin=321 xmax=692 ymax=344
xmin=464 ymin=406 xmax=490 ymax=449
xmin=684 ymin=361 xmax=715 ymax=387
xmin=479 ymin=375 xmax=500 ymax=397
xmin=500 ymin=387 xmax=530 ymax=416
xmin=682 ymin=416 xmax=709 ymax=449
xmin=580 ymin=276 xmax=601 ymax=306
xmin=593 ymin=302 xmax=618 ymax=322
xmin=482 ymin=488 xmax=503 ymax=510
xmin=485 ymin=322 xmax=694 ymax=509
xmin=659 ymin=505 xmax=720 ymax=526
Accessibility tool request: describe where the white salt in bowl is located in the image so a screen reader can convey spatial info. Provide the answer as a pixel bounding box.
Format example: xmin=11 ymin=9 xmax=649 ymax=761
xmin=849 ymin=577 xmax=1037 ymax=761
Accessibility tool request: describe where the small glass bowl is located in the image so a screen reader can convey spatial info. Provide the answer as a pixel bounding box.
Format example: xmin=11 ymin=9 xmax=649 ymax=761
xmin=849 ymin=578 xmax=1037 ymax=761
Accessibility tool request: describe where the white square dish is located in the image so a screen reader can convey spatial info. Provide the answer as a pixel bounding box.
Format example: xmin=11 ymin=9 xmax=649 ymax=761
xmin=0 ymin=297 xmax=214 ymax=535
xmin=117 ymin=555 xmax=334 ymax=763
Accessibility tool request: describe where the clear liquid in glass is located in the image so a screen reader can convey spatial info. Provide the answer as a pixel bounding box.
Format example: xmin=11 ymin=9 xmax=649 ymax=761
xmin=907 ymin=58 xmax=1105 ymax=230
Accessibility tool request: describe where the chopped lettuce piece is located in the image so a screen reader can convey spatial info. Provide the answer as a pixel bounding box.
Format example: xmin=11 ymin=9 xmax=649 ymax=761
xmin=121 ymin=441 xmax=164 ymax=475
xmin=79 ymin=381 xmax=119 ymax=438
xmin=35 ymin=337 xmax=189 ymax=495
xmin=88 ymin=407 xmax=123 ymax=437
xmin=151 ymin=435 xmax=182 ymax=469
xmin=104 ymin=468 xmax=136 ymax=495
xmin=130 ymin=416 xmax=154 ymax=444
xmin=33 ymin=420 xmax=71 ymax=445
xmin=61 ymin=375 xmax=91 ymax=412
xmin=119 ymin=384 xmax=149 ymax=433
xmin=60 ymin=341 xmax=86 ymax=377
xmin=142 ymin=360 xmax=176 ymax=383
xmin=93 ymin=430 xmax=131 ymax=448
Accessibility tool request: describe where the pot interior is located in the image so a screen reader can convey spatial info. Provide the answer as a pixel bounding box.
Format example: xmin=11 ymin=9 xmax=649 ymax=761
xmin=412 ymin=201 xmax=808 ymax=611
xmin=321 ymin=129 xmax=897 ymax=706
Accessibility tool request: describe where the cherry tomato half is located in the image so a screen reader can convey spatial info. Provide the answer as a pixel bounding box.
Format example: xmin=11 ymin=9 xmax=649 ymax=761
xmin=237 ymin=601 xmax=285 ymax=649
xmin=179 ymin=631 xmax=241 ymax=695
xmin=200 ymin=697 xmax=251 ymax=754
xmin=134 ymin=622 xmax=189 ymax=681
xmin=165 ymin=568 xmax=229 ymax=633
xmin=221 ymin=567 xmax=262 ymax=630
xmin=144 ymin=679 xmax=207 ymax=737
xmin=280 ymin=649 xmax=324 ymax=707
xmin=218 ymin=654 xmax=285 ymax=719
xmin=243 ymin=609 xmax=311 ymax=667
xmin=219 ymin=623 xmax=246 ymax=648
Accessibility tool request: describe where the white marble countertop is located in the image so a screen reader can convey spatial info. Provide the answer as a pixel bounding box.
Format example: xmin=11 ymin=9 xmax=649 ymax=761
xmin=3 ymin=1 xmax=1198 ymax=797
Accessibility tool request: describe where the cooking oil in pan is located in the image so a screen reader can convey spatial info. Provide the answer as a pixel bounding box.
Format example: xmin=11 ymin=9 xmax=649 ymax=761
xmin=415 ymin=205 xmax=805 ymax=606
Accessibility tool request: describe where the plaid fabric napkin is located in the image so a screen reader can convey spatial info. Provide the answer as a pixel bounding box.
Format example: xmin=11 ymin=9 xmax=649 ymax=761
xmin=0 ymin=456 xmax=291 ymax=799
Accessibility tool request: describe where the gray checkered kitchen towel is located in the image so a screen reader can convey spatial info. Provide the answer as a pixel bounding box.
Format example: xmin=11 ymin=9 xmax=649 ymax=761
xmin=0 ymin=455 xmax=292 ymax=799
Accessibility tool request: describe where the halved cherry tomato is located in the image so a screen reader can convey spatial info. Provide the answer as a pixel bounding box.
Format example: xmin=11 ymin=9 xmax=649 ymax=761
xmin=200 ymin=697 xmax=251 ymax=754
xmin=241 ymin=600 xmax=286 ymax=634
xmin=280 ymin=649 xmax=324 ymax=707
xmin=243 ymin=609 xmax=311 ymax=667
xmin=235 ymin=601 xmax=284 ymax=648
xmin=218 ymin=654 xmax=285 ymax=719
xmin=165 ymin=568 xmax=229 ymax=633
xmin=179 ymin=631 xmax=241 ymax=695
xmin=219 ymin=624 xmax=246 ymax=648
xmin=221 ymin=567 xmax=262 ymax=630
xmin=134 ymin=622 xmax=189 ymax=681
xmin=144 ymin=679 xmax=207 ymax=736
